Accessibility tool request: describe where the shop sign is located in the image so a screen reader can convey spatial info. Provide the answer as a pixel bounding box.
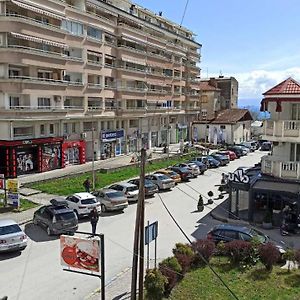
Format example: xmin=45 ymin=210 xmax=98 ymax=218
xmin=22 ymin=140 xmax=33 ymax=145
xmin=228 ymin=169 xmax=250 ymax=184
xmin=7 ymin=192 xmax=20 ymax=207
xmin=101 ymin=130 xmax=124 ymax=142
xmin=6 ymin=179 xmax=19 ymax=193
xmin=145 ymin=221 xmax=158 ymax=245
xmin=60 ymin=235 xmax=100 ymax=273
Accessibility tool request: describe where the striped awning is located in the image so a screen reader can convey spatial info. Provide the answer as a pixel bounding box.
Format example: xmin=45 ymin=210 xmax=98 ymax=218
xmin=11 ymin=32 xmax=68 ymax=49
xmin=11 ymin=0 xmax=64 ymax=20
xmin=121 ymin=33 xmax=147 ymax=45
xmin=122 ymin=55 xmax=146 ymax=66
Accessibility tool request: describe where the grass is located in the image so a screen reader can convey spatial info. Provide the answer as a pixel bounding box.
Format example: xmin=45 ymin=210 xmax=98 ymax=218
xmin=27 ymin=154 xmax=195 ymax=196
xmin=0 ymin=198 xmax=39 ymax=212
xmin=169 ymin=257 xmax=300 ymax=300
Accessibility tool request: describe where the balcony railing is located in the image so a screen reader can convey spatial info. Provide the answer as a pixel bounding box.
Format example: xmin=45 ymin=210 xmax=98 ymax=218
xmin=7 ymin=105 xmax=84 ymax=111
xmin=263 ymin=120 xmax=300 ymax=139
xmin=7 ymin=75 xmax=67 ymax=85
xmin=261 ymin=155 xmax=300 ymax=180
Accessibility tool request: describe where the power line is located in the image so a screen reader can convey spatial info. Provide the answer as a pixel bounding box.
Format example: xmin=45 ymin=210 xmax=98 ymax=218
xmin=157 ymin=192 xmax=240 ymax=300
xmin=180 ymin=0 xmax=190 ymax=27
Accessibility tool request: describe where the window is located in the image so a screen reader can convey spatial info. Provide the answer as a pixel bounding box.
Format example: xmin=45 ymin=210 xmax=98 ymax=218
xmin=63 ymin=123 xmax=68 ymax=134
xmin=35 ymin=16 xmax=49 ymax=25
xmin=13 ymin=127 xmax=33 ymax=137
xmin=239 ymin=232 xmax=251 ymax=241
xmin=61 ymin=20 xmax=83 ymax=36
xmin=9 ymin=96 xmax=20 ymax=107
xmin=40 ymin=124 xmax=45 ymax=135
xmin=220 ymin=125 xmax=226 ymax=129
xmin=38 ymin=70 xmax=52 ymax=80
xmin=71 ymin=122 xmax=76 ymax=133
xmin=49 ymin=124 xmax=54 ymax=135
xmin=223 ymin=230 xmax=237 ymax=239
xmin=9 ymin=69 xmax=20 ymax=77
xmin=87 ymin=26 xmax=102 ymax=40
xmin=201 ymin=95 xmax=208 ymax=103
xmin=38 ymin=97 xmax=50 ymax=109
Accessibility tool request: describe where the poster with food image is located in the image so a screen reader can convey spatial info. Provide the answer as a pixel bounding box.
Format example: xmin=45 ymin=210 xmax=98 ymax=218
xmin=60 ymin=235 xmax=100 ymax=273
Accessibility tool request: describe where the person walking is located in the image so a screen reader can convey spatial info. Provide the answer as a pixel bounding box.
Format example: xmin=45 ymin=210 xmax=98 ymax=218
xmin=197 ymin=195 xmax=204 ymax=212
xmin=89 ymin=207 xmax=99 ymax=236
xmin=83 ymin=177 xmax=91 ymax=193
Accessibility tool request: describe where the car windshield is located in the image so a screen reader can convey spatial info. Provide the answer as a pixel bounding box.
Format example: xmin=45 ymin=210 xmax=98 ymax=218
xmin=157 ymin=175 xmax=169 ymax=180
xmin=0 ymin=224 xmax=21 ymax=235
xmin=106 ymin=191 xmax=124 ymax=198
xmin=249 ymin=228 xmax=267 ymax=243
xmin=127 ymin=186 xmax=138 ymax=192
xmin=56 ymin=212 xmax=75 ymax=221
xmin=81 ymin=198 xmax=97 ymax=205
xmin=169 ymin=171 xmax=177 ymax=176
xmin=145 ymin=179 xmax=152 ymax=185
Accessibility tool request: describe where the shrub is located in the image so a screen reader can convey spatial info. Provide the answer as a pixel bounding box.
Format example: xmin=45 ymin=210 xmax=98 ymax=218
xmin=172 ymin=243 xmax=194 ymax=274
xmin=295 ymin=249 xmax=300 ymax=264
xmin=144 ymin=269 xmax=167 ymax=300
xmin=224 ymin=240 xmax=253 ymax=266
xmin=258 ymin=242 xmax=281 ymax=271
xmin=192 ymin=239 xmax=215 ymax=266
xmin=283 ymin=249 xmax=296 ymax=272
xmin=159 ymin=257 xmax=182 ymax=294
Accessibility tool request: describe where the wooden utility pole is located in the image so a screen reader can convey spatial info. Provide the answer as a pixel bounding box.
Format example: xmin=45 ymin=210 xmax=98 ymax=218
xmin=131 ymin=148 xmax=146 ymax=300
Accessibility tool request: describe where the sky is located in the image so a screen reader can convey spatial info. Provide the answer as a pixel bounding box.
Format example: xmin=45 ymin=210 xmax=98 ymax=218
xmin=134 ymin=0 xmax=300 ymax=106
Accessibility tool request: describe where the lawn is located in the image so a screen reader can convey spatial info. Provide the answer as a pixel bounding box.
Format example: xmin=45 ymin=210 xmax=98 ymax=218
xmin=0 ymin=198 xmax=39 ymax=212
xmin=27 ymin=154 xmax=195 ymax=195
xmin=169 ymin=257 xmax=300 ymax=300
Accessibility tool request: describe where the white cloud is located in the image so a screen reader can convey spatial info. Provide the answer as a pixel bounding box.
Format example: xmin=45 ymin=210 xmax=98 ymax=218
xmin=236 ymin=68 xmax=300 ymax=99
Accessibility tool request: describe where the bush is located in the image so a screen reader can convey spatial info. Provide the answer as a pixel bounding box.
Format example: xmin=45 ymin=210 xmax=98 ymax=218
xmin=192 ymin=239 xmax=215 ymax=266
xmin=144 ymin=269 xmax=167 ymax=300
xmin=172 ymin=243 xmax=194 ymax=274
xmin=283 ymin=249 xmax=296 ymax=272
xmin=159 ymin=257 xmax=182 ymax=294
xmin=224 ymin=240 xmax=253 ymax=266
xmin=258 ymin=242 xmax=281 ymax=271
xmin=295 ymin=249 xmax=300 ymax=264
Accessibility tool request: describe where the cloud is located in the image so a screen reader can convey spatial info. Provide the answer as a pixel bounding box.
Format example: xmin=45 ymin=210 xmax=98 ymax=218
xmin=236 ymin=68 xmax=300 ymax=99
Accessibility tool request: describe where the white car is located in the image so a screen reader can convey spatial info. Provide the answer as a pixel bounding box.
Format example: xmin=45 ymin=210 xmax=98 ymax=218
xmin=108 ymin=183 xmax=139 ymax=202
xmin=65 ymin=192 xmax=101 ymax=218
xmin=0 ymin=219 xmax=27 ymax=253
xmin=173 ymin=163 xmax=200 ymax=177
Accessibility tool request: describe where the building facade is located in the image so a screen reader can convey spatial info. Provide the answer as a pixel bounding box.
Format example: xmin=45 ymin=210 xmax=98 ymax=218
xmin=0 ymin=0 xmax=201 ymax=177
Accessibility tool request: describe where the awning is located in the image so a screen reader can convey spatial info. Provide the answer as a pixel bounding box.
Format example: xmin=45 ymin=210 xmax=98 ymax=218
xmin=10 ymin=32 xmax=68 ymax=49
xmin=86 ymin=1 xmax=119 ymax=17
xmin=122 ymin=55 xmax=146 ymax=66
xmin=11 ymin=0 xmax=64 ymax=20
xmin=147 ymin=79 xmax=166 ymax=86
xmin=252 ymin=180 xmax=300 ymax=194
xmin=121 ymin=33 xmax=147 ymax=45
xmin=146 ymin=60 xmax=163 ymax=68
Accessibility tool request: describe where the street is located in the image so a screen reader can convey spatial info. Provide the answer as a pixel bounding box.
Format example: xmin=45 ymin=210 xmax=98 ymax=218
xmin=0 ymin=152 xmax=264 ymax=300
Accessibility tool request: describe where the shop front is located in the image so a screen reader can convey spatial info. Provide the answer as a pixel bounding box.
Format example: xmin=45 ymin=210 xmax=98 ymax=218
xmin=176 ymin=124 xmax=188 ymax=143
xmin=100 ymin=129 xmax=125 ymax=159
xmin=151 ymin=132 xmax=158 ymax=148
xmin=141 ymin=132 xmax=149 ymax=149
xmin=62 ymin=140 xmax=86 ymax=167
xmin=0 ymin=137 xmax=63 ymax=178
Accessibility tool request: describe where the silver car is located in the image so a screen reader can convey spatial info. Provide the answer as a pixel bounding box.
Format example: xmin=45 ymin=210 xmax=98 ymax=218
xmin=92 ymin=189 xmax=128 ymax=212
xmin=174 ymin=163 xmax=200 ymax=177
xmin=0 ymin=219 xmax=27 ymax=252
xmin=145 ymin=173 xmax=175 ymax=191
xmin=108 ymin=183 xmax=139 ymax=202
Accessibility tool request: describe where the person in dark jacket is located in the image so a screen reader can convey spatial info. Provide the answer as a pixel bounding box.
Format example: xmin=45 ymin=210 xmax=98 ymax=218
xmin=83 ymin=178 xmax=91 ymax=193
xmin=89 ymin=207 xmax=99 ymax=236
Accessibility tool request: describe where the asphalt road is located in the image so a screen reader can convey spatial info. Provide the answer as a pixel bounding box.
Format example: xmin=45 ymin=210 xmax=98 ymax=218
xmin=0 ymin=151 xmax=265 ymax=300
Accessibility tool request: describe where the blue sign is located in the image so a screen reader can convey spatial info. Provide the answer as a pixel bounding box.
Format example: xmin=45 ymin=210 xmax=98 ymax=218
xmin=145 ymin=221 xmax=158 ymax=245
xmin=101 ymin=130 xmax=124 ymax=142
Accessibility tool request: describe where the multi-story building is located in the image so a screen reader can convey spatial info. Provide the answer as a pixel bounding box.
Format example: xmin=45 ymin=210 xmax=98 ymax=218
xmin=0 ymin=0 xmax=201 ymax=177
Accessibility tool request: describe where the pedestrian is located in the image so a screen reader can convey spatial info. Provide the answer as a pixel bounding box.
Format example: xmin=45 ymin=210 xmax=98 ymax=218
xmin=83 ymin=177 xmax=91 ymax=193
xmin=89 ymin=207 xmax=99 ymax=236
xmin=197 ymin=195 xmax=204 ymax=212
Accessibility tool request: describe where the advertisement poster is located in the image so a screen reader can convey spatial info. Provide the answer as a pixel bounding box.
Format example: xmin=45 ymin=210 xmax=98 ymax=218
xmin=6 ymin=179 xmax=19 ymax=207
xmin=7 ymin=192 xmax=20 ymax=207
xmin=16 ymin=148 xmax=37 ymax=175
xmin=42 ymin=144 xmax=61 ymax=172
xmin=64 ymin=147 xmax=80 ymax=165
xmin=60 ymin=235 xmax=100 ymax=273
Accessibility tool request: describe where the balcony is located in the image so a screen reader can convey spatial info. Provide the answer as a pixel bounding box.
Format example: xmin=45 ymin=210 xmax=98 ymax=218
xmin=261 ymin=155 xmax=300 ymax=180
xmin=263 ymin=120 xmax=300 ymax=142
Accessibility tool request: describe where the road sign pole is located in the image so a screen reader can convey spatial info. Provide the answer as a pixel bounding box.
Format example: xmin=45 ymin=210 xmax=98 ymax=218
xmin=147 ymin=220 xmax=150 ymax=270
xmin=154 ymin=236 xmax=157 ymax=269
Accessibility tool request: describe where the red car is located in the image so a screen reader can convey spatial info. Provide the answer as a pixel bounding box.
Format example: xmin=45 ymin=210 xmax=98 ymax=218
xmin=217 ymin=150 xmax=237 ymax=161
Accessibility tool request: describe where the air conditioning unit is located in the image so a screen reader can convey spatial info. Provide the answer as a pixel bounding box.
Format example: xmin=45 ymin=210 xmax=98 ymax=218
xmin=81 ymin=132 xmax=87 ymax=139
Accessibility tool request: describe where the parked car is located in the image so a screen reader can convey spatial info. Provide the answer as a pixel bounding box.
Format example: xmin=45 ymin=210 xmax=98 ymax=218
xmin=187 ymin=160 xmax=207 ymax=174
xmin=207 ymin=223 xmax=285 ymax=253
xmin=65 ymin=192 xmax=101 ymax=218
xmin=193 ymin=156 xmax=209 ymax=167
xmin=108 ymin=183 xmax=139 ymax=202
xmin=168 ymin=166 xmax=193 ymax=181
xmin=145 ymin=173 xmax=175 ymax=190
xmin=33 ymin=198 xmax=78 ymax=235
xmin=0 ymin=219 xmax=27 ymax=252
xmin=205 ymin=156 xmax=221 ymax=168
xmin=260 ymin=141 xmax=272 ymax=151
xmin=154 ymin=169 xmax=181 ymax=184
xmin=227 ymin=146 xmax=243 ymax=158
xmin=216 ymin=150 xmax=237 ymax=161
xmin=208 ymin=154 xmax=229 ymax=166
xmin=173 ymin=163 xmax=200 ymax=177
xmin=127 ymin=178 xmax=159 ymax=196
xmin=240 ymin=141 xmax=257 ymax=152
xmin=235 ymin=144 xmax=250 ymax=154
xmin=92 ymin=189 xmax=128 ymax=212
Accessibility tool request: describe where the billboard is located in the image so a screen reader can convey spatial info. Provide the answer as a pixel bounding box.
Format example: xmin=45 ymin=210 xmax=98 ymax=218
xmin=60 ymin=235 xmax=100 ymax=273
xmin=42 ymin=143 xmax=61 ymax=172
xmin=6 ymin=179 xmax=19 ymax=207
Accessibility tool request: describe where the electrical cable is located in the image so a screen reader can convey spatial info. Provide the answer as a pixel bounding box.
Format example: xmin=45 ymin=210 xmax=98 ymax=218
xmin=179 ymin=0 xmax=190 ymax=27
xmin=157 ymin=192 xmax=240 ymax=300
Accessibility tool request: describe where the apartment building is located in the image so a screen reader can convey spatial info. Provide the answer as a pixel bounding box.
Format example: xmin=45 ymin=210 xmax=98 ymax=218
xmin=0 ymin=0 xmax=201 ymax=177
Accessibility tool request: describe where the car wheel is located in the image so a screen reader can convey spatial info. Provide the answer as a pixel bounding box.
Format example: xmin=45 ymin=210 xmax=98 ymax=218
xmin=74 ymin=210 xmax=79 ymax=219
xmin=33 ymin=217 xmax=38 ymax=225
xmin=101 ymin=204 xmax=107 ymax=213
xmin=46 ymin=226 xmax=52 ymax=236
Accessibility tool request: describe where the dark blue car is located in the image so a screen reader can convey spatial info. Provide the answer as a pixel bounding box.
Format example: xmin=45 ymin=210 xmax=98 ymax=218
xmin=206 ymin=156 xmax=220 ymax=168
xmin=188 ymin=160 xmax=207 ymax=174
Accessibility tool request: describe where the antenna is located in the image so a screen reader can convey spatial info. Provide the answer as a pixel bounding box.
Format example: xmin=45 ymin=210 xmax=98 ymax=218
xmin=219 ymin=70 xmax=223 ymax=77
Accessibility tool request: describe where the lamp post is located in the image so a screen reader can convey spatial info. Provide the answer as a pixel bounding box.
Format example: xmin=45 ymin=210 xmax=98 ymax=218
xmin=90 ymin=112 xmax=96 ymax=191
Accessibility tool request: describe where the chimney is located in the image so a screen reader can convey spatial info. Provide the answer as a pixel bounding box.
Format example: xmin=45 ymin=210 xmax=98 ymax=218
xmin=209 ymin=77 xmax=217 ymax=88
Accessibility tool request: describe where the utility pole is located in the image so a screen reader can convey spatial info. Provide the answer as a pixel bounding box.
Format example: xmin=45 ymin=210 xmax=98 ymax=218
xmin=91 ymin=113 xmax=95 ymax=191
xmin=131 ymin=148 xmax=146 ymax=300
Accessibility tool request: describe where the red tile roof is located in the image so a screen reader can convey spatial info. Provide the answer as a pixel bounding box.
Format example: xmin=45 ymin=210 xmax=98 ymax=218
xmin=211 ymin=109 xmax=253 ymax=124
xmin=199 ymin=81 xmax=221 ymax=91
xmin=263 ymin=77 xmax=300 ymax=95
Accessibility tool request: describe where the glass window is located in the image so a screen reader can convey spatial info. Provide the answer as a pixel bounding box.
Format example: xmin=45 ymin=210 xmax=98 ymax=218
xmin=87 ymin=26 xmax=102 ymax=40
xmin=38 ymin=97 xmax=50 ymax=109
xmin=81 ymin=199 xmax=97 ymax=205
xmin=13 ymin=127 xmax=33 ymax=137
xmin=239 ymin=232 xmax=251 ymax=241
xmin=224 ymin=230 xmax=237 ymax=239
xmin=55 ymin=212 xmax=75 ymax=221
xmin=0 ymin=224 xmax=21 ymax=235
xmin=40 ymin=124 xmax=45 ymax=135
xmin=49 ymin=124 xmax=54 ymax=134
xmin=61 ymin=20 xmax=83 ymax=36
